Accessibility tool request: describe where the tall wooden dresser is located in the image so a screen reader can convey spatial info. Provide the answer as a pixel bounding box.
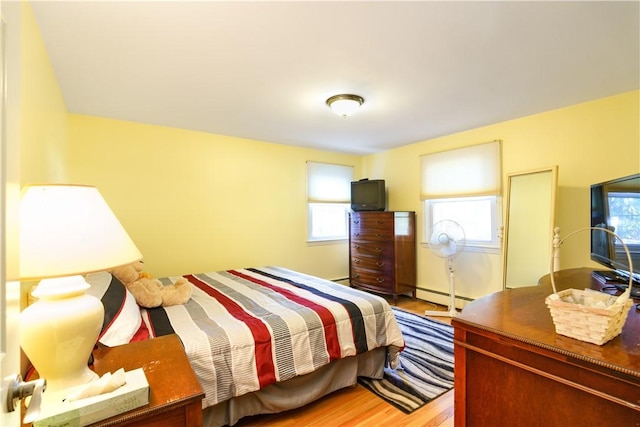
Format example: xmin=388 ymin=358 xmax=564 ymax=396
xmin=349 ymin=211 xmax=416 ymax=303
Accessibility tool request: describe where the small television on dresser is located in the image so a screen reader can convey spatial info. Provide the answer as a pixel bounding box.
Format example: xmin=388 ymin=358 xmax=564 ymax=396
xmin=351 ymin=179 xmax=386 ymax=211
xmin=590 ymin=172 xmax=640 ymax=286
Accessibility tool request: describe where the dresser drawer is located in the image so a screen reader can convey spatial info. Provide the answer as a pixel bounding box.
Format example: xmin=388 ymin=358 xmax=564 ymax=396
xmin=350 ymin=269 xmax=393 ymax=293
xmin=351 ymin=241 xmax=392 ymax=257
xmin=350 ymin=213 xmax=394 ymax=232
xmin=350 ymin=228 xmax=393 ymax=242
xmin=350 ymin=255 xmax=394 ymax=274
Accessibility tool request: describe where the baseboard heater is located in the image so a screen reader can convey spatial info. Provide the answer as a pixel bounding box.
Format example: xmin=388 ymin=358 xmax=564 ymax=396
xmin=416 ymin=285 xmax=474 ymax=302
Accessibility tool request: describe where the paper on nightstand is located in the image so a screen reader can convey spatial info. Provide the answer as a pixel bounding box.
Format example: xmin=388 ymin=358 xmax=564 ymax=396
xmin=65 ymin=368 xmax=126 ymax=402
xmin=34 ymin=368 xmax=149 ymax=427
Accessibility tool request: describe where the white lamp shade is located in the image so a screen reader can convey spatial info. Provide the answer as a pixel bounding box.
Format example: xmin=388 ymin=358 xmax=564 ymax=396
xmin=20 ymin=184 xmax=142 ymax=280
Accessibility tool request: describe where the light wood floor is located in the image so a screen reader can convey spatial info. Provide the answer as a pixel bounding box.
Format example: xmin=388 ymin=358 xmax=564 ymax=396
xmin=235 ymin=295 xmax=455 ymax=427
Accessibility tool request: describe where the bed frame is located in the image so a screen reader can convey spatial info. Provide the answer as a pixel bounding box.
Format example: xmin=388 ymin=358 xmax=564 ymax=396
xmin=204 ymin=347 xmax=386 ymax=426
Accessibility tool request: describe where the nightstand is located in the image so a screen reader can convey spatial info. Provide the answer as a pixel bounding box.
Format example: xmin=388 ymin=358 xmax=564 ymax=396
xmin=23 ymin=334 xmax=204 ymax=427
xmin=89 ymin=334 xmax=204 ymax=426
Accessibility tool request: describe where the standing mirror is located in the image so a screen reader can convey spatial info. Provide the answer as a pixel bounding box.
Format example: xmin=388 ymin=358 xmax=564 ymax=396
xmin=503 ymin=166 xmax=558 ymax=289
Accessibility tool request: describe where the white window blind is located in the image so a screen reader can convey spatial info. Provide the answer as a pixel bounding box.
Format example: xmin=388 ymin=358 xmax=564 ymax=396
xmin=420 ymin=140 xmax=502 ymax=199
xmin=307 ymin=162 xmax=353 ymax=203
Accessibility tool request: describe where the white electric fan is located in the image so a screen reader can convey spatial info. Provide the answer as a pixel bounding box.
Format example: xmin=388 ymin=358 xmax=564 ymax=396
xmin=424 ymin=219 xmax=466 ymax=318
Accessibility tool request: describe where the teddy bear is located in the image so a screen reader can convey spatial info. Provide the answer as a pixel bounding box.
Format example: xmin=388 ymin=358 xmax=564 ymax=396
xmin=110 ymin=261 xmax=192 ymax=308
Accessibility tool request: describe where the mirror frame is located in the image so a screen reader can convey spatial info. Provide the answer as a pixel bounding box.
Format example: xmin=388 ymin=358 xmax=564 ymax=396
xmin=502 ymin=166 xmax=558 ymax=289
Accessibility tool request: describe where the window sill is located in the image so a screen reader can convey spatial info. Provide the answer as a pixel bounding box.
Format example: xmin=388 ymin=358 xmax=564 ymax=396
xmin=306 ymin=238 xmax=348 ymax=246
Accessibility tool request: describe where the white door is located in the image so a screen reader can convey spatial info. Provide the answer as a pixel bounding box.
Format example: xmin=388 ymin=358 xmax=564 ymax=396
xmin=1 ymin=1 xmax=23 ymax=424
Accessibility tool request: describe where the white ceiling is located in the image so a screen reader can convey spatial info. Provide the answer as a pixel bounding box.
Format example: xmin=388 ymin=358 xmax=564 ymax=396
xmin=31 ymin=1 xmax=639 ymax=155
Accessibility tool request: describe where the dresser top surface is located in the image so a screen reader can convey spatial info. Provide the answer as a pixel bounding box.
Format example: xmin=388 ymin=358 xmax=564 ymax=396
xmin=453 ymin=268 xmax=640 ymax=377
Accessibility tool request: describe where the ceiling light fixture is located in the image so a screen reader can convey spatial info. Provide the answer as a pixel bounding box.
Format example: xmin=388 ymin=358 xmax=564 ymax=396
xmin=326 ymin=94 xmax=364 ymax=118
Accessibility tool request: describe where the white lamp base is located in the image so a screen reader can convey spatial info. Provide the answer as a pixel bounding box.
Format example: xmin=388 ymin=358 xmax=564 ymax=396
xmin=20 ymin=276 xmax=103 ymax=392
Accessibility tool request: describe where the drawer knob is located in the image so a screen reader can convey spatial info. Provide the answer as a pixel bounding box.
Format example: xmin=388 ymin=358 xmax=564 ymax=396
xmin=376 ymin=234 xmax=383 ymax=238
xmin=376 ymin=277 xmax=385 ymax=283
xmin=353 ymin=259 xmax=360 ymax=264
xmin=376 ymin=262 xmax=383 ymax=267
xmin=375 ymin=247 xmax=383 ymax=252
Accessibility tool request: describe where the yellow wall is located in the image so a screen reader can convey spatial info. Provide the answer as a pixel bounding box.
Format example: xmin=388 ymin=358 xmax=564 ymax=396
xmin=67 ymin=116 xmax=361 ymax=279
xmin=20 ymin=1 xmax=68 ymax=185
xmin=17 ymin=2 xmax=68 ymax=308
xmin=363 ymin=91 xmax=639 ymax=306
xmin=9 ymin=1 xmax=70 ymax=381
xmin=17 ymin=0 xmax=639 ymax=302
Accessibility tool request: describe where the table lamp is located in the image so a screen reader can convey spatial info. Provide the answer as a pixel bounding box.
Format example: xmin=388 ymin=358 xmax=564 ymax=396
xmin=19 ymin=184 xmax=142 ymax=392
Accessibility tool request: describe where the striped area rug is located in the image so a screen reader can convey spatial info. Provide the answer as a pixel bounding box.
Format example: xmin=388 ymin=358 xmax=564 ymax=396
xmin=358 ymin=307 xmax=455 ymax=413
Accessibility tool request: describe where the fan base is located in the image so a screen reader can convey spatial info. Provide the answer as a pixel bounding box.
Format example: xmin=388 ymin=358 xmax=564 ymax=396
xmin=424 ymin=308 xmax=458 ymax=318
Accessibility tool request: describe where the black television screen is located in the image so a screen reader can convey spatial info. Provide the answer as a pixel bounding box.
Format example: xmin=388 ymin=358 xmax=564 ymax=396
xmin=351 ymin=179 xmax=386 ymax=211
xmin=590 ymin=173 xmax=640 ymax=283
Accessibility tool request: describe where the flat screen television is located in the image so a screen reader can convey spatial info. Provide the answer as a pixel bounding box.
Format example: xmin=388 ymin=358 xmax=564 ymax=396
xmin=590 ymin=172 xmax=640 ymax=285
xmin=351 ymin=179 xmax=386 ymax=211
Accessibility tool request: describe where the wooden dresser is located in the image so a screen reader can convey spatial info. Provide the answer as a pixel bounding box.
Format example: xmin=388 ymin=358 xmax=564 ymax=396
xmin=349 ymin=211 xmax=416 ymax=303
xmin=452 ymin=268 xmax=640 ymax=426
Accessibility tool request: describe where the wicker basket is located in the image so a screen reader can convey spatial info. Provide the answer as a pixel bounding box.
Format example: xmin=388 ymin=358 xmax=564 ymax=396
xmin=545 ymin=227 xmax=634 ymax=345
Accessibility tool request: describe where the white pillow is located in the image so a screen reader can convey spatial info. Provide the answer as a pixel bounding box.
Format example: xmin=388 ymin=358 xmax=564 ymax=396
xmin=85 ymin=271 xmax=143 ymax=347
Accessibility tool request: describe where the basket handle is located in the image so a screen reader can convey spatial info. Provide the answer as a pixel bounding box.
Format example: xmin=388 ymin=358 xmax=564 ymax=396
xmin=549 ymin=227 xmax=634 ymax=300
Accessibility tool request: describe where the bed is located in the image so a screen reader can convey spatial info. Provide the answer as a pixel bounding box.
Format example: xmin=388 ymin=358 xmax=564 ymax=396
xmin=86 ymin=266 xmax=405 ymax=426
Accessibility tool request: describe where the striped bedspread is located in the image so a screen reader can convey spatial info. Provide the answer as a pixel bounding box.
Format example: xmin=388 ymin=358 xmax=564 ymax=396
xmin=141 ymin=266 xmax=405 ymax=409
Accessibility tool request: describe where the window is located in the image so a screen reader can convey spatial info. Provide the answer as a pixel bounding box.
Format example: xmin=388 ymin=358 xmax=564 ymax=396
xmin=306 ymin=162 xmax=353 ymax=242
xmin=608 ymin=190 xmax=640 ymax=246
xmin=607 ymin=190 xmax=640 ymax=269
xmin=425 ymin=196 xmax=500 ymax=247
xmin=420 ymin=141 xmax=502 ymax=250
